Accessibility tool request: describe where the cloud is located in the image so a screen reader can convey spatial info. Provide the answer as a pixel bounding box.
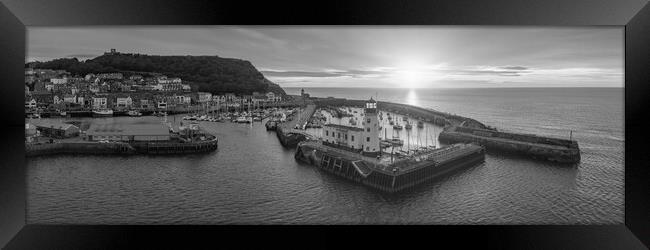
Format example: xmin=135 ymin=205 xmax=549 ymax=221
xmin=500 ymin=66 xmax=528 ymax=70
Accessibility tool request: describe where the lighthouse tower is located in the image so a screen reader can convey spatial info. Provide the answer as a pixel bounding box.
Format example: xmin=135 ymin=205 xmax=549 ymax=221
xmin=362 ymin=97 xmax=380 ymax=157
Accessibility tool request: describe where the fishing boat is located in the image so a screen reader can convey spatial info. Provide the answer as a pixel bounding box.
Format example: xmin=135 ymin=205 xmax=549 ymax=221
xmin=92 ymin=109 xmax=114 ymax=117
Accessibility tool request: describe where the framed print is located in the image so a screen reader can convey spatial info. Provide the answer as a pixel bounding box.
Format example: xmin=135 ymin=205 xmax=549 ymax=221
xmin=1 ymin=0 xmax=649 ymax=249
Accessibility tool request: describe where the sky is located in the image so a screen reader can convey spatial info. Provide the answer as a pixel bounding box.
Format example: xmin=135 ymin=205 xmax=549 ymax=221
xmin=27 ymin=26 xmax=624 ymax=88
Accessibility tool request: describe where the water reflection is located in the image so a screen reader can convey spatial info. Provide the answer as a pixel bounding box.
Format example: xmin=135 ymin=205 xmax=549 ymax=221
xmin=407 ymin=89 xmax=418 ymax=106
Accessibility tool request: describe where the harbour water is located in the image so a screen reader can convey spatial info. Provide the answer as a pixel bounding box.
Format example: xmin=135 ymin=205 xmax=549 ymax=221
xmin=27 ymin=87 xmax=624 ymax=224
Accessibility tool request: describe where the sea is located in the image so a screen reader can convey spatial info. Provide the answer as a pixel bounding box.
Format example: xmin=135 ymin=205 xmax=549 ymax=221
xmin=26 ymin=87 xmax=624 ymax=224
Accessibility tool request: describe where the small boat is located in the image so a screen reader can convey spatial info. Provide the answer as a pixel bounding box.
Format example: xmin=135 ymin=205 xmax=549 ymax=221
xmin=405 ymin=123 xmax=412 ymax=130
xmin=417 ymin=120 xmax=424 ymax=128
xmin=236 ymin=116 xmax=250 ymax=123
xmin=92 ymin=109 xmax=114 ymax=117
xmin=128 ymin=110 xmax=142 ymax=117
xmin=393 ymin=124 xmax=403 ymax=130
xmin=253 ymin=116 xmax=262 ymax=122
xmin=60 ymin=111 xmax=67 ymax=116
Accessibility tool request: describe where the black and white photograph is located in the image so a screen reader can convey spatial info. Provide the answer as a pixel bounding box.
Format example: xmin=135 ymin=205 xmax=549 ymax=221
xmin=24 ymin=26 xmax=624 ymax=225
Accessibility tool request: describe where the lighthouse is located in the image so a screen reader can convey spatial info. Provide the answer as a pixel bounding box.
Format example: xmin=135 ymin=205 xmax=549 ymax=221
xmin=362 ymin=97 xmax=380 ymax=157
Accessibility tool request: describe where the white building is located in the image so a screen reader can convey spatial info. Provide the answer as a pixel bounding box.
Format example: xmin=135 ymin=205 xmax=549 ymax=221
xmin=322 ymin=124 xmax=364 ymax=150
xmin=266 ymin=92 xmax=282 ymax=102
xmin=157 ymin=101 xmax=167 ymax=109
xmin=93 ymin=97 xmax=108 ymax=109
xmin=115 ymin=96 xmax=133 ymax=108
xmin=63 ymin=95 xmax=76 ymax=103
xmin=50 ymin=77 xmax=68 ymax=85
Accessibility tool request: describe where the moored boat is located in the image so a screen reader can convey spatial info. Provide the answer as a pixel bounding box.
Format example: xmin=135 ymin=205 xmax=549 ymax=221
xmin=92 ymin=109 xmax=114 ymax=117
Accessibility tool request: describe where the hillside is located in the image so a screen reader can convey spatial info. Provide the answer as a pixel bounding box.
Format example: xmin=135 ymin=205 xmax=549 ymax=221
xmin=26 ymin=53 xmax=287 ymax=96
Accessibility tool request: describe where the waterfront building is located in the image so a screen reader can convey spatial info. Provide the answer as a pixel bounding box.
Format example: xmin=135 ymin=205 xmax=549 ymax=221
xmin=31 ymin=120 xmax=80 ymax=138
xmin=322 ymin=124 xmax=364 ymax=150
xmin=85 ymin=124 xmax=170 ymax=141
xmin=157 ymin=100 xmax=167 ymax=109
xmin=139 ymin=99 xmax=152 ymax=109
xmin=197 ymin=92 xmax=212 ymax=103
xmin=63 ymin=94 xmax=76 ymax=103
xmin=174 ymin=95 xmax=191 ymax=105
xmin=92 ymin=97 xmax=108 ymax=109
xmin=115 ymin=96 xmax=133 ymax=108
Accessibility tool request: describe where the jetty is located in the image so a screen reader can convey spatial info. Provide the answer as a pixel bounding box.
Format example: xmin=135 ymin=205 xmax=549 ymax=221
xmin=275 ymin=104 xmax=318 ymax=148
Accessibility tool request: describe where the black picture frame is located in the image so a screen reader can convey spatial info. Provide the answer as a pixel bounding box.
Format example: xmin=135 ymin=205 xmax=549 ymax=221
xmin=1 ymin=0 xmax=648 ymax=249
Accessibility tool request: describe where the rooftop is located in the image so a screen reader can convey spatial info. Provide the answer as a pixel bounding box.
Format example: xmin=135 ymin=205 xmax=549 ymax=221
xmin=30 ymin=120 xmax=79 ymax=131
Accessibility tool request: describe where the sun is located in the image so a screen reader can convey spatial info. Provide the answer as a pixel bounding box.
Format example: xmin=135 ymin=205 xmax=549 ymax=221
xmin=395 ymin=66 xmax=426 ymax=89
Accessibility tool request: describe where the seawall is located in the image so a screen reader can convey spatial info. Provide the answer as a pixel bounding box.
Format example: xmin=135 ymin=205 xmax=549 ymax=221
xmin=26 ymin=138 xmax=218 ymax=157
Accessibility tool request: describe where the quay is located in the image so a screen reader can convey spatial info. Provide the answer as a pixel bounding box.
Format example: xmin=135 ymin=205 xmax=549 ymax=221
xmin=275 ymin=104 xmax=317 ymax=148
xmin=295 ymin=140 xmax=485 ymax=193
xmin=25 ymin=122 xmax=218 ymax=157
xmin=292 ymin=98 xmax=486 ymax=193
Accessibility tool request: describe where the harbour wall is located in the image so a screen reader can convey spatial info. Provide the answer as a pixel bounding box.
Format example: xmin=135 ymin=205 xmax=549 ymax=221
xmin=295 ymin=143 xmax=485 ymax=193
xmin=438 ymin=126 xmax=580 ymax=164
xmin=311 ymin=98 xmax=489 ymax=129
xmin=26 ymin=139 xmax=218 ymax=157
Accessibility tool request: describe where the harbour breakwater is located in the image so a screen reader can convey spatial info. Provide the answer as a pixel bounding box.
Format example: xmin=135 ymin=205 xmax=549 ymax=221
xmin=26 ymin=138 xmax=218 ymax=157
xmin=295 ymin=141 xmax=486 ymax=193
xmin=275 ymin=97 xmax=580 ymax=164
xmin=438 ymin=126 xmax=580 ymax=163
